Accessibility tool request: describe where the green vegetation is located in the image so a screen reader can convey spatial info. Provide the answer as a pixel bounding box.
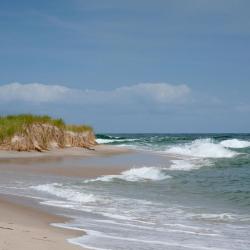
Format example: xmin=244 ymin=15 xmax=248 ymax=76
xmin=65 ymin=124 xmax=93 ymax=133
xmin=0 ymin=114 xmax=92 ymax=143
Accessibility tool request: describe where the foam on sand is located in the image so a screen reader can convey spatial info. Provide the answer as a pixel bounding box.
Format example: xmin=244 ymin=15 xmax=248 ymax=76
xmin=85 ymin=166 xmax=172 ymax=183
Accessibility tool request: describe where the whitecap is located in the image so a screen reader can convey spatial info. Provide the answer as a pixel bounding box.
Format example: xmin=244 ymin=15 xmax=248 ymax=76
xmin=96 ymin=138 xmax=138 ymax=144
xmin=220 ymin=139 xmax=250 ymax=148
xmin=169 ymin=159 xmax=211 ymax=171
xmin=85 ymin=166 xmax=171 ymax=183
xmin=96 ymin=138 xmax=117 ymax=144
xmin=166 ymin=138 xmax=238 ymax=158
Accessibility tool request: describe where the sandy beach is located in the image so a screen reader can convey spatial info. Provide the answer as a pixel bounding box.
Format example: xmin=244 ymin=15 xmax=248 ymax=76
xmin=0 ymin=145 xmax=133 ymax=178
xmin=0 ymin=195 xmax=85 ymax=250
xmin=0 ymin=145 xmax=131 ymax=160
xmin=0 ymin=145 xmax=132 ymax=250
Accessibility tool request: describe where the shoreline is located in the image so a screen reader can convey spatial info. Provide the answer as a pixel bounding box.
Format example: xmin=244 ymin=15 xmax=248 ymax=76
xmin=0 ymin=134 xmax=249 ymax=249
xmin=0 ymin=145 xmax=134 ymax=250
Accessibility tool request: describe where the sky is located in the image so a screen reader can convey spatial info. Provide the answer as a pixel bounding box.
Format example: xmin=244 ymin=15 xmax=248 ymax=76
xmin=0 ymin=0 xmax=250 ymax=133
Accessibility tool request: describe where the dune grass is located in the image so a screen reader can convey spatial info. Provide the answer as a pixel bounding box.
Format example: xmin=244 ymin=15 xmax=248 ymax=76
xmin=0 ymin=114 xmax=92 ymax=143
xmin=65 ymin=124 xmax=93 ymax=133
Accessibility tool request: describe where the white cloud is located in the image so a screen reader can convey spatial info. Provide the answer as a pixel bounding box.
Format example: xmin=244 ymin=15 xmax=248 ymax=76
xmin=0 ymin=82 xmax=191 ymax=105
xmin=116 ymin=83 xmax=190 ymax=104
xmin=0 ymin=82 xmax=70 ymax=103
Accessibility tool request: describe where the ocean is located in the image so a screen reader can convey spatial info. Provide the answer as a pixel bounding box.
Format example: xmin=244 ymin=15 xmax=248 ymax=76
xmin=1 ymin=133 xmax=250 ymax=250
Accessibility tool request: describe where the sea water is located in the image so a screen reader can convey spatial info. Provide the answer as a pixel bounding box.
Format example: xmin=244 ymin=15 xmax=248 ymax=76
xmin=1 ymin=133 xmax=250 ymax=250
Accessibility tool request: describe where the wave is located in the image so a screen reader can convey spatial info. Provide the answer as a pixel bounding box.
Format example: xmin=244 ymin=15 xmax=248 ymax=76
xmin=220 ymin=139 xmax=250 ymax=148
xmin=85 ymin=166 xmax=172 ymax=183
xmin=31 ymin=183 xmax=97 ymax=203
xmin=96 ymin=138 xmax=138 ymax=144
xmin=96 ymin=134 xmax=124 ymax=144
xmin=169 ymin=159 xmax=211 ymax=171
xmin=96 ymin=138 xmax=117 ymax=144
xmin=165 ymin=138 xmax=238 ymax=158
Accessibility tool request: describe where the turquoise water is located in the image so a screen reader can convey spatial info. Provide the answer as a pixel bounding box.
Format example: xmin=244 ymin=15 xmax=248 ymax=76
xmin=1 ymin=133 xmax=250 ymax=249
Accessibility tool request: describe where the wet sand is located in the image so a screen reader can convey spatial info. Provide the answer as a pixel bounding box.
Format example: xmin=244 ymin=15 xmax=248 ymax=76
xmin=0 ymin=145 xmax=133 ymax=250
xmin=0 ymin=145 xmax=133 ymax=177
xmin=0 ymin=195 xmax=85 ymax=250
xmin=0 ymin=145 xmax=131 ymax=160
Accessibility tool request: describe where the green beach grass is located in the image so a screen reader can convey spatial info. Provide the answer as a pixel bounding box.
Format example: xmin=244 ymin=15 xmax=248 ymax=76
xmin=0 ymin=114 xmax=93 ymax=143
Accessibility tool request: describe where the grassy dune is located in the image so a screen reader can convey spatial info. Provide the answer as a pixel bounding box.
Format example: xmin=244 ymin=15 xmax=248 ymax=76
xmin=0 ymin=114 xmax=93 ymax=143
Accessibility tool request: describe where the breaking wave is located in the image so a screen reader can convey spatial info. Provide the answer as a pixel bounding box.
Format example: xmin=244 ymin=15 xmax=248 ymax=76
xmin=165 ymin=138 xmax=238 ymax=158
xmin=220 ymin=139 xmax=250 ymax=149
xmin=96 ymin=138 xmax=138 ymax=144
xmin=85 ymin=166 xmax=172 ymax=183
xmin=169 ymin=159 xmax=212 ymax=171
xmin=96 ymin=138 xmax=117 ymax=144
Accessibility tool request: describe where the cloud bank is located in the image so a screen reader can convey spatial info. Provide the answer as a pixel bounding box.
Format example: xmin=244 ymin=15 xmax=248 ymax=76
xmin=0 ymin=82 xmax=191 ymax=105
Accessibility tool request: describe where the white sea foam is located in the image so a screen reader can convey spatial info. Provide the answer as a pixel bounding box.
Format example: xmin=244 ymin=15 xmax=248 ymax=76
xmin=85 ymin=167 xmax=171 ymax=183
xmin=100 ymin=212 xmax=136 ymax=221
xmin=96 ymin=138 xmax=117 ymax=144
xmin=70 ymin=229 xmax=225 ymax=250
xmin=31 ymin=183 xmax=97 ymax=203
xmin=169 ymin=159 xmax=212 ymax=171
xmin=96 ymin=138 xmax=137 ymax=144
xmin=188 ymin=212 xmax=244 ymax=222
xmin=220 ymin=139 xmax=250 ymax=148
xmin=166 ymin=138 xmax=238 ymax=158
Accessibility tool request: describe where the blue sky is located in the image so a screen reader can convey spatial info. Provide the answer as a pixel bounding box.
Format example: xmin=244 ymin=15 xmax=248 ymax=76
xmin=0 ymin=0 xmax=250 ymax=132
